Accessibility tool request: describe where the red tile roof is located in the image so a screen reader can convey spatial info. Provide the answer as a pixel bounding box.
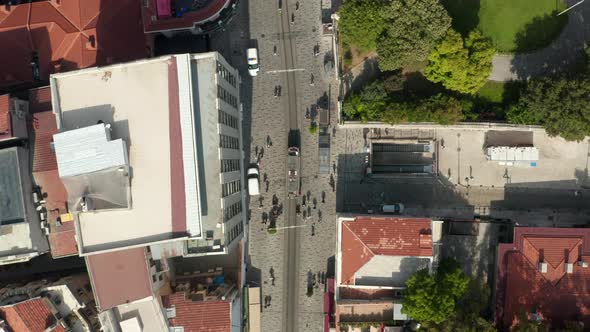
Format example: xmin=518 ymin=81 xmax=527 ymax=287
xmin=0 ymin=0 xmax=147 ymax=89
xmin=0 ymin=298 xmax=65 ymax=332
xmin=32 ymin=111 xmax=58 ymax=173
xmin=168 ymin=58 xmax=187 ymax=235
xmin=86 ymin=247 xmax=153 ymax=310
xmin=496 ymin=227 xmax=590 ymax=330
xmin=28 ymin=87 xmax=52 ymax=114
xmin=163 ymin=293 xmax=231 ymax=332
xmin=340 ymin=217 xmax=432 ymax=285
xmin=0 ymin=94 xmax=12 ymax=141
xmin=142 ymin=0 xmax=230 ymax=33
xmin=30 ymin=105 xmax=76 ymax=258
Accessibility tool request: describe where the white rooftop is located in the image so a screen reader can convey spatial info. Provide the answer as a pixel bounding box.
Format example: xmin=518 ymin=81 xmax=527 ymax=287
xmin=114 ymin=297 xmax=168 ymax=332
xmin=50 ymin=55 xmax=204 ymax=254
xmin=486 ymin=146 xmax=539 ymax=161
xmin=54 ymin=123 xmax=128 ymax=178
xmin=354 ymin=255 xmax=431 ymax=288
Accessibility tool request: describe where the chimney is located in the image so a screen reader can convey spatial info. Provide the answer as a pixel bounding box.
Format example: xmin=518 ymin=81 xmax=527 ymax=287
xmin=539 ymin=262 xmax=547 ymax=273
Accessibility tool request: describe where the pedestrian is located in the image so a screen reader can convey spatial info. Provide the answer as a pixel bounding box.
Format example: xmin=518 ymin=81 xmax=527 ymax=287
xmin=321 ymin=191 xmax=325 ymax=203
xmin=311 ymin=223 xmax=315 ymax=236
xmin=313 ymin=198 xmax=317 ymax=209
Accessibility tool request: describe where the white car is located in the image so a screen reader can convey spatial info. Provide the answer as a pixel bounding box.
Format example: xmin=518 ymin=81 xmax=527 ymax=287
xmin=247 ymin=48 xmax=259 ymax=76
xmin=247 ymin=167 xmax=260 ymax=196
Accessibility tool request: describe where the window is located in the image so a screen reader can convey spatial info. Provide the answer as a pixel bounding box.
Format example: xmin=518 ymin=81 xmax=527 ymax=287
xmin=217 ymin=85 xmax=238 ymax=109
xmin=218 ymin=109 xmax=239 ymax=129
xmin=221 ymin=159 xmax=240 ymax=173
xmin=219 ymin=134 xmax=240 ymax=150
xmin=216 ymin=61 xmax=237 ymax=88
xmin=221 ymin=180 xmax=241 ymax=197
xmin=224 ymin=200 xmax=243 ymax=221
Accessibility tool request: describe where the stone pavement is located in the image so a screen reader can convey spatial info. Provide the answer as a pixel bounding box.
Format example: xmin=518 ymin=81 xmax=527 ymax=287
xmin=208 ymin=0 xmax=342 ymax=329
xmin=333 ymin=127 xmax=590 ymax=224
xmin=489 ymin=0 xmax=590 ymax=81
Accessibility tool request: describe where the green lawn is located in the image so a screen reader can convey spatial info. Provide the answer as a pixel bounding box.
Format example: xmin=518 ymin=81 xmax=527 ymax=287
xmin=476 ymin=80 xmax=524 ymax=104
xmin=443 ymin=0 xmax=567 ymax=53
xmin=476 ymin=81 xmax=505 ymax=103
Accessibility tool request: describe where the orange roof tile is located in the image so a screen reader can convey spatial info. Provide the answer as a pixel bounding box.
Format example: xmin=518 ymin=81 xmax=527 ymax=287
xmin=163 ymin=293 xmax=231 ymax=332
xmin=496 ymin=227 xmax=590 ymax=330
xmin=28 ymin=87 xmax=52 ymax=114
xmin=339 ymin=217 xmax=432 ymax=286
xmin=0 ymin=298 xmax=65 ymax=332
xmin=0 ymin=0 xmax=147 ymax=89
xmin=32 ymin=111 xmax=58 ymax=173
xmin=0 ymin=94 xmax=11 ymax=140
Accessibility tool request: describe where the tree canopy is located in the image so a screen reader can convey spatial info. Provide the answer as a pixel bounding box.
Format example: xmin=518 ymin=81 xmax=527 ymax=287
xmin=338 ymin=0 xmax=388 ymax=51
xmin=380 ymin=94 xmax=465 ymax=125
xmin=425 ymin=29 xmax=495 ymax=94
xmin=376 ymin=0 xmax=451 ymax=71
xmin=507 ymin=75 xmax=590 ymax=141
xmin=342 ymin=80 xmax=388 ymax=122
xmin=402 ymin=258 xmax=469 ymax=324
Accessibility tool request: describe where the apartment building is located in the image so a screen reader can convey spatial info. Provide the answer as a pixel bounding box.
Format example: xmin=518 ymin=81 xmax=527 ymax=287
xmin=335 ymin=216 xmax=443 ymax=331
xmin=50 ymin=52 xmax=246 ymax=257
xmin=48 ymin=53 xmax=246 ymax=331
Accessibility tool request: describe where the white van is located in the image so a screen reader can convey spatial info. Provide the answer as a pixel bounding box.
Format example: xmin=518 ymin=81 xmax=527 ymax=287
xmin=247 ymin=167 xmax=260 ymax=196
xmin=247 ymin=48 xmax=259 ymax=76
xmin=382 ymin=203 xmax=404 ymax=214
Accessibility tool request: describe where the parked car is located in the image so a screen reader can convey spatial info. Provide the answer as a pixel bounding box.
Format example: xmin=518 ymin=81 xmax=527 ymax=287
xmin=247 ymin=167 xmax=260 ymax=196
xmin=382 ymin=203 xmax=404 ymax=214
xmin=247 ymin=48 xmax=259 ymax=76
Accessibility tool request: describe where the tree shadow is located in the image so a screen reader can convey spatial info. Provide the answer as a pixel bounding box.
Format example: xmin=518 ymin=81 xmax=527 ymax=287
xmin=509 ymin=7 xmax=586 ymax=80
xmin=349 ymin=57 xmax=380 ymax=94
xmin=441 ymin=0 xmax=481 ymax=36
xmin=513 ymin=12 xmax=568 ymax=53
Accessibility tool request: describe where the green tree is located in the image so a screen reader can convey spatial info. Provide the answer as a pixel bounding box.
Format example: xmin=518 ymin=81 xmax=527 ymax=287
xmin=377 ymin=0 xmax=451 ymax=71
xmin=338 ymin=0 xmax=388 ymax=51
xmin=380 ymin=94 xmax=464 ymax=125
xmin=507 ymin=75 xmax=590 ymax=141
xmin=425 ymin=30 xmax=495 ymax=94
xmin=402 ymin=258 xmax=469 ymax=324
xmin=343 ymin=80 xmax=388 ymax=122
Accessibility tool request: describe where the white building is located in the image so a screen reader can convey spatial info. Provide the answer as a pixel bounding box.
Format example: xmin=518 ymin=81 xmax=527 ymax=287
xmin=50 ymin=52 xmax=246 ymax=257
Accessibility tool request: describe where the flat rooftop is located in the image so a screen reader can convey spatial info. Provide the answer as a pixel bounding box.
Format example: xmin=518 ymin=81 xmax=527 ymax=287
xmin=86 ymin=247 xmax=152 ymax=311
xmin=0 ymin=148 xmax=25 ymax=226
xmin=51 ymin=57 xmax=192 ymax=254
xmin=113 ymin=297 xmax=169 ymax=332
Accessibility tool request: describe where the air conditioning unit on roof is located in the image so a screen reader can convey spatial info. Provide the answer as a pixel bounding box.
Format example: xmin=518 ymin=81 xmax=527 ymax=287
xmin=566 ymin=263 xmax=574 ymax=273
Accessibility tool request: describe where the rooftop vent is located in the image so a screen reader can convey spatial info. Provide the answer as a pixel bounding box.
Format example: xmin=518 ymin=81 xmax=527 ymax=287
xmin=539 ymin=262 xmax=548 ymax=273
xmin=165 ymin=306 xmax=176 ymax=318
xmin=578 ymin=260 xmax=589 ymax=268
xmin=566 ymin=263 xmax=574 ymax=274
